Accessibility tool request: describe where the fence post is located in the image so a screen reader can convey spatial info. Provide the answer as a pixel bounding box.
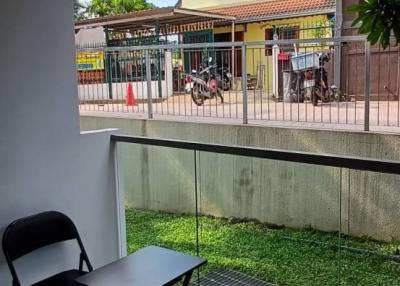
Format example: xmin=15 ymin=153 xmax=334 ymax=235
xmin=242 ymin=43 xmax=248 ymax=124
xmin=145 ymin=50 xmax=153 ymax=119
xmin=272 ymin=33 xmax=279 ymax=98
xmin=334 ymin=4 xmax=343 ymax=90
xmin=231 ymin=21 xmax=236 ymax=88
xmin=364 ymin=40 xmax=371 ymax=131
xmin=104 ymin=27 xmax=113 ymax=99
xmin=334 ymin=43 xmax=342 ymax=90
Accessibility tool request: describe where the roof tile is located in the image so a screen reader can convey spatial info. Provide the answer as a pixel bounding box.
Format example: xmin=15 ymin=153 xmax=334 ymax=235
xmin=209 ymin=0 xmax=335 ymax=21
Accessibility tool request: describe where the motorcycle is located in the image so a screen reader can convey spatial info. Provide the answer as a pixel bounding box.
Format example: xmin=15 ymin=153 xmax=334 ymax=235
xmin=288 ymin=71 xmax=306 ymax=103
xmin=289 ymin=53 xmax=340 ymax=106
xmin=303 ymin=53 xmax=331 ymax=106
xmin=189 ymin=57 xmax=224 ymax=106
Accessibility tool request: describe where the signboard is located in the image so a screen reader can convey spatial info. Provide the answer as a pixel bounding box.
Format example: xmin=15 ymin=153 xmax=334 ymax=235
xmin=76 ymin=51 xmax=105 ymax=71
xmin=278 ymin=52 xmax=289 ymax=61
xmin=108 ymin=36 xmax=161 ymax=47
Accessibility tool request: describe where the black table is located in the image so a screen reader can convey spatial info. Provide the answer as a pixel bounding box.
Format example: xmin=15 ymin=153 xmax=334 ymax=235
xmin=75 ymin=246 xmax=206 ymax=286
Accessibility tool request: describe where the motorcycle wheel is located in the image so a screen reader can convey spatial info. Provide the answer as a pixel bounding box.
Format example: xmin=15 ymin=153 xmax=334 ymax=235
xmin=217 ymin=89 xmax=224 ymax=103
xmin=289 ymin=91 xmax=305 ymax=103
xmin=321 ymin=89 xmax=330 ymax=103
xmin=315 ymin=84 xmax=329 ymax=103
xmin=311 ymin=90 xmax=318 ymax=106
xmin=223 ymin=79 xmax=230 ymax=91
xmin=191 ymin=84 xmax=204 ymax=106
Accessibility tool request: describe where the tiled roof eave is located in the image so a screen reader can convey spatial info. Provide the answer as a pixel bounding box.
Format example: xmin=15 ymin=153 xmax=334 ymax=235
xmin=232 ymin=7 xmax=336 ymax=23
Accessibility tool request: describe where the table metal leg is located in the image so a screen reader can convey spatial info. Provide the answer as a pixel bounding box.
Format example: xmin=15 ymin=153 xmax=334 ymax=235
xmin=182 ymin=270 xmax=193 ymax=286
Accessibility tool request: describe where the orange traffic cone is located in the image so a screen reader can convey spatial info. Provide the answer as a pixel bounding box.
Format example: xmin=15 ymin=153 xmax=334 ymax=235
xmin=126 ymin=82 xmax=137 ymax=106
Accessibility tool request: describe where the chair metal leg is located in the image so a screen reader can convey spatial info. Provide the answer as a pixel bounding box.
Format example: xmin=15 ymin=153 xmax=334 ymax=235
xmin=182 ymin=270 xmax=193 ymax=286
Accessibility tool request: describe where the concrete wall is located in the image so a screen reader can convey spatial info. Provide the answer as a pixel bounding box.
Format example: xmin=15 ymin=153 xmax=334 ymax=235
xmin=0 ymin=1 xmax=120 ymax=284
xmin=81 ymin=116 xmax=400 ymax=242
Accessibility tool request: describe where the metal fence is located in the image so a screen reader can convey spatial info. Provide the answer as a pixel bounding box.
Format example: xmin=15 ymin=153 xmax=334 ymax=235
xmin=77 ymin=35 xmax=400 ymax=132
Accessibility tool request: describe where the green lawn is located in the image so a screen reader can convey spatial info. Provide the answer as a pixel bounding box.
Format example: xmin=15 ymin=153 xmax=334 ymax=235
xmin=126 ymin=208 xmax=400 ymax=286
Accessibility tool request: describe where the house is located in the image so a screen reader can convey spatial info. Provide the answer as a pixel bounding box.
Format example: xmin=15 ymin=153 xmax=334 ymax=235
xmin=178 ymin=0 xmax=336 ymax=42
xmin=75 ymin=1 xmax=336 ymax=95
xmin=177 ymin=0 xmax=336 ymax=94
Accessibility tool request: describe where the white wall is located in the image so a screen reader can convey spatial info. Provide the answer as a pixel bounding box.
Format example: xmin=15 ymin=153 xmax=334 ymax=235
xmin=78 ymin=52 xmax=173 ymax=101
xmin=75 ymin=27 xmax=106 ymax=46
xmin=78 ymin=80 xmax=173 ymax=101
xmin=0 ymin=0 xmax=121 ymax=284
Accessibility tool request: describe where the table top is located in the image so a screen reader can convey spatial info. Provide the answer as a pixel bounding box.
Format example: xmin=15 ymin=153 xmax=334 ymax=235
xmin=75 ymin=246 xmax=206 ymax=286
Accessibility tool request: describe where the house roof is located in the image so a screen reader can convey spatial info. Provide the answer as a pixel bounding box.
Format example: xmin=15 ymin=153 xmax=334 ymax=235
xmin=209 ymin=0 xmax=336 ymax=23
xmin=75 ymin=7 xmax=235 ymax=31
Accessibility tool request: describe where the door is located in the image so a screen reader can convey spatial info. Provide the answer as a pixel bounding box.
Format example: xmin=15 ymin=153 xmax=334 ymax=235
xmin=214 ymin=31 xmax=244 ymax=77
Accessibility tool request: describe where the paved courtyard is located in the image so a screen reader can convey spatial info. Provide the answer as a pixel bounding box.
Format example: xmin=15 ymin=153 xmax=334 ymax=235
xmin=79 ymin=92 xmax=400 ymax=133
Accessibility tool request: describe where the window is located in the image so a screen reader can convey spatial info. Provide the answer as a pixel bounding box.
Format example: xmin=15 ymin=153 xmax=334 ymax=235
xmin=278 ymin=26 xmax=300 ymax=40
xmin=265 ymin=26 xmax=300 ymax=56
xmin=265 ymin=28 xmax=273 ymax=56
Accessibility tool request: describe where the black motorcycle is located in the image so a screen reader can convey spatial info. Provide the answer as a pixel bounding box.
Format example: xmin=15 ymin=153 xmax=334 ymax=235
xmin=305 ymin=53 xmax=331 ymax=106
xmin=289 ymin=53 xmax=339 ymax=106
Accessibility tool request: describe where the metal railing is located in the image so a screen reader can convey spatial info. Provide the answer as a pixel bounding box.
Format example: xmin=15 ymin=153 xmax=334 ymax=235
xmin=77 ymin=36 xmax=400 ymax=132
xmin=111 ymin=134 xmax=400 ymax=174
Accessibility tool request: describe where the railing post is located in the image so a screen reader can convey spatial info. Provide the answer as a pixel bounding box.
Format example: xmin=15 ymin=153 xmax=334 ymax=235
xmin=334 ymin=43 xmax=342 ymax=90
xmin=364 ymin=40 xmax=371 ymax=131
xmin=145 ymin=50 xmax=153 ymax=119
xmin=334 ymin=6 xmax=343 ymax=90
xmin=231 ymin=21 xmax=235 ymax=88
xmin=241 ymin=43 xmax=248 ymax=124
xmin=104 ymin=27 xmax=113 ymax=99
xmin=272 ymin=33 xmax=279 ymax=98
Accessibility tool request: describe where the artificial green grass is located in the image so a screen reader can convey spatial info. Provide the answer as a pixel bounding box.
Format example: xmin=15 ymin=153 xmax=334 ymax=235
xmin=126 ymin=208 xmax=400 ymax=286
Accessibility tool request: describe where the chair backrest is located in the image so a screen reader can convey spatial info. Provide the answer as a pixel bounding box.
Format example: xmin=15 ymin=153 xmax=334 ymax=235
xmin=2 ymin=211 xmax=93 ymax=285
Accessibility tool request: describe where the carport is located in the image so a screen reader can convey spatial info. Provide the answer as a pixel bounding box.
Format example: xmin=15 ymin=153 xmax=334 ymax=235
xmin=75 ymin=7 xmax=237 ymax=98
xmin=75 ymin=7 xmax=236 ymax=45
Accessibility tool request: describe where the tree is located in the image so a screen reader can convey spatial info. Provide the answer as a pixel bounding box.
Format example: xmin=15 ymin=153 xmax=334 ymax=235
xmin=88 ymin=0 xmax=155 ymax=17
xmin=87 ymin=0 xmax=113 ymax=17
xmin=347 ymin=0 xmax=400 ymax=49
xmin=74 ymin=0 xmax=87 ymax=20
xmin=113 ymin=0 xmax=155 ymax=14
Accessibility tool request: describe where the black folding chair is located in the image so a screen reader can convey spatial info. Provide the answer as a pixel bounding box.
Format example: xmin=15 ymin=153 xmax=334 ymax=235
xmin=2 ymin=211 xmax=93 ymax=286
